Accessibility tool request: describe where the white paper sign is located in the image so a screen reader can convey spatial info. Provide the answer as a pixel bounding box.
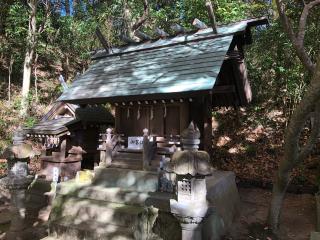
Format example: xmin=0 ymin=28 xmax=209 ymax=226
xmin=52 ymin=167 xmax=60 ymax=182
xmin=128 ymin=137 xmax=144 ymax=150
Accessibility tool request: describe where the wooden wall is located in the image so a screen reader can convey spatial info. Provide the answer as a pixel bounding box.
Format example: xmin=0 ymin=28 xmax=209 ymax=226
xmin=115 ymin=103 xmax=189 ymax=137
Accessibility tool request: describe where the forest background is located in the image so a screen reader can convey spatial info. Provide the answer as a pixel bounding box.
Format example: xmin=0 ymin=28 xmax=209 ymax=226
xmin=0 ymin=0 xmax=319 ymax=190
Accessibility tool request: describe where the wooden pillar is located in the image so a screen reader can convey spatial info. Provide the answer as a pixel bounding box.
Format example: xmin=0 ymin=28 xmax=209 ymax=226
xmin=114 ymin=107 xmax=121 ymax=133
xmin=231 ymin=57 xmax=252 ymax=106
xmin=203 ymin=93 xmax=213 ymax=157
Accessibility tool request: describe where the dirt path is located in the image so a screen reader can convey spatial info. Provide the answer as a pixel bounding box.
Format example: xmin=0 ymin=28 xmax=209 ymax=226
xmin=226 ymin=188 xmax=316 ymax=240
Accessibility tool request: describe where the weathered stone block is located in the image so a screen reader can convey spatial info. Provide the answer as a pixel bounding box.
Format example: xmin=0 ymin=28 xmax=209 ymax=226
xmin=93 ymin=168 xmax=158 ymax=192
xmin=203 ymin=171 xmax=240 ymax=238
xmin=311 ymin=232 xmax=320 ymax=240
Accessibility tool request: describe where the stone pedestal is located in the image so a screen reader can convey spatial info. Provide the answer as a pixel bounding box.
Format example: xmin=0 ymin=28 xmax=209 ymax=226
xmin=6 ymin=181 xmax=33 ymax=240
xmin=0 ymin=171 xmax=34 ymax=240
xmin=180 ymin=222 xmax=202 ymax=240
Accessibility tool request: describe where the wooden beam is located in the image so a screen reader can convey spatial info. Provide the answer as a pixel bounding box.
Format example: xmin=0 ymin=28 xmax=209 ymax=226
xmin=120 ymin=34 xmax=137 ymax=44
xmin=231 ymin=58 xmax=252 ymax=106
xmin=171 ymin=23 xmax=185 ymax=34
xmin=95 ymin=27 xmax=110 ymax=53
xmin=134 ymin=30 xmax=151 ymax=41
xmin=212 ymin=85 xmax=236 ymax=94
xmin=205 ymin=1 xmax=218 ymax=34
xmin=203 ymin=94 xmax=213 ymax=157
xmin=155 ymin=28 xmax=169 ymax=38
xmin=192 ymin=18 xmax=208 ymax=29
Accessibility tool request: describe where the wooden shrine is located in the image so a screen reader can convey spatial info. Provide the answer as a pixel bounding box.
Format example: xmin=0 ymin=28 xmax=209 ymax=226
xmin=56 ymin=18 xmax=268 ymax=172
xmin=24 ymin=102 xmax=114 ymax=180
xmin=32 ymin=17 xmax=270 ymax=240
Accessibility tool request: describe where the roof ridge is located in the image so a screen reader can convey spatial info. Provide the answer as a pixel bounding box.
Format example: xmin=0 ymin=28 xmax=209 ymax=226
xmin=92 ymin=17 xmax=267 ymax=60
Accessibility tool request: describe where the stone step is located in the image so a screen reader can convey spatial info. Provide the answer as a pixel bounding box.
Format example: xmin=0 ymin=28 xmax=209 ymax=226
xmin=55 ymin=198 xmax=148 ymax=228
xmin=50 ymin=216 xmax=134 ymax=240
xmin=110 ymin=159 xmax=142 ymax=170
xmin=110 ymin=158 xmax=160 ymax=171
xmin=114 ymin=152 xmax=142 ymax=160
xmin=74 ymin=186 xmax=153 ymax=206
xmin=113 ymin=152 xmax=162 ymax=161
xmin=92 ymin=168 xmax=159 ymax=192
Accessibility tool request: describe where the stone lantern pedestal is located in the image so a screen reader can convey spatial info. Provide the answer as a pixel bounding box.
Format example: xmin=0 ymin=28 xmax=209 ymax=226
xmin=3 ymin=174 xmax=34 ymax=240
xmin=0 ymin=130 xmax=39 ymax=240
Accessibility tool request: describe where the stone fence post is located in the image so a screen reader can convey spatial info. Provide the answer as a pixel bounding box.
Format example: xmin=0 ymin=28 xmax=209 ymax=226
xmin=142 ymin=129 xmax=156 ymax=171
xmin=98 ymin=128 xmax=113 ymax=168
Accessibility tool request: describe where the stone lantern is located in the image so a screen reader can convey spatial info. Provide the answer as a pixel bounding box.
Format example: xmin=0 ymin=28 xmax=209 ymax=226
xmin=165 ymin=122 xmax=213 ymax=240
xmin=0 ymin=130 xmax=40 ymax=240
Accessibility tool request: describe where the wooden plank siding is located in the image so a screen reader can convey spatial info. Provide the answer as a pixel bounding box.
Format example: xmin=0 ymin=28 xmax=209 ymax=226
xmin=115 ymin=103 xmax=189 ymax=138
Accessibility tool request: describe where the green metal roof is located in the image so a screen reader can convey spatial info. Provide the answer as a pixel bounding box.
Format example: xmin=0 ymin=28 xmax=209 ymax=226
xmin=58 ymin=19 xmax=266 ymax=104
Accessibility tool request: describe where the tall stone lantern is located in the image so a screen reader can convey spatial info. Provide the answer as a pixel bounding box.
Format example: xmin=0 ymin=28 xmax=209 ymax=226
xmin=0 ymin=130 xmax=39 ymax=240
xmin=165 ymin=122 xmax=213 ymax=240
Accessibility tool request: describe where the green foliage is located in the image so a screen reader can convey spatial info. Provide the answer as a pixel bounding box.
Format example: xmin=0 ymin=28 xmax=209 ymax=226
xmin=0 ymin=161 xmax=8 ymax=171
xmin=246 ymin=19 xmax=313 ymax=116
xmin=24 ymin=116 xmax=37 ymax=128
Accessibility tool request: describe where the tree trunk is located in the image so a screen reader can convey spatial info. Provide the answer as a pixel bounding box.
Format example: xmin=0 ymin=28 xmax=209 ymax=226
xmin=123 ymin=0 xmax=133 ymax=37
xmin=268 ymin=55 xmax=320 ymax=231
xmin=62 ymin=54 xmax=69 ymax=82
xmin=8 ymin=55 xmax=13 ymax=103
xmin=34 ymin=53 xmax=38 ymax=103
xmin=21 ymin=0 xmax=37 ymax=116
xmin=72 ymin=0 xmax=77 ymax=14
xmin=65 ymin=0 xmax=70 ymax=16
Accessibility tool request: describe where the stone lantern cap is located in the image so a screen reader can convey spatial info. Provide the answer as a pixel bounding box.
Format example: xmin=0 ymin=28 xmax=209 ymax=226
xmin=170 ymin=151 xmax=212 ymax=176
xmin=2 ymin=144 xmax=39 ymax=160
xmin=1 ymin=130 xmax=40 ymax=160
xmin=167 ymin=122 xmax=213 ymax=176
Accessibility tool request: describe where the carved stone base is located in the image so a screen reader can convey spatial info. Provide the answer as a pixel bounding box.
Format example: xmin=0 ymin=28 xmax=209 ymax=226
xmin=173 ymin=216 xmax=203 ymax=240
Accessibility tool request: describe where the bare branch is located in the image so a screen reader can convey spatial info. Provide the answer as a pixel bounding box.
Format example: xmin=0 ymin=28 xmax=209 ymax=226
xmin=275 ymin=0 xmax=296 ymax=42
xmin=297 ymin=0 xmax=320 ymax=47
xmin=38 ymin=0 xmax=51 ymax=34
xmin=131 ymin=0 xmax=149 ymax=31
xmin=275 ymin=0 xmax=316 ymax=73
